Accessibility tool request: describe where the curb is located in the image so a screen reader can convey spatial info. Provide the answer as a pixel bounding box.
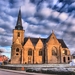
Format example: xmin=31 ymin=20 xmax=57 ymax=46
xmin=0 ymin=68 xmax=48 ymax=75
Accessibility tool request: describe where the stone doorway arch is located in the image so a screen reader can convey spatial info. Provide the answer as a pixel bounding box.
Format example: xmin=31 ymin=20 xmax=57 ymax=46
xmin=63 ymin=57 xmax=66 ymax=63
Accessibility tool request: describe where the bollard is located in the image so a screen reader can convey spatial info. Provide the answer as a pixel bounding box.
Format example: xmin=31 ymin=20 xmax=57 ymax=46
xmin=21 ymin=67 xmax=24 ymax=71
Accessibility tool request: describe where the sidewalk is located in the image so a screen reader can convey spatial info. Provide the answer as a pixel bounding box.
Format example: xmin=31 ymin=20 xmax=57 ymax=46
xmin=0 ymin=68 xmax=49 ymax=75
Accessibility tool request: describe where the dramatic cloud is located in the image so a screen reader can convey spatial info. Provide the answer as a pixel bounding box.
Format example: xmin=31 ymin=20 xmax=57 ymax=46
xmin=0 ymin=47 xmax=11 ymax=58
xmin=0 ymin=0 xmax=75 ymax=57
xmin=21 ymin=0 xmax=36 ymax=17
xmin=0 ymin=48 xmax=11 ymax=53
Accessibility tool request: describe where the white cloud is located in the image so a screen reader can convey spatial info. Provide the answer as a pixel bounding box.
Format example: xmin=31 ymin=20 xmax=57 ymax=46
xmin=0 ymin=19 xmax=4 ymax=25
xmin=57 ymin=2 xmax=63 ymax=8
xmin=71 ymin=19 xmax=75 ymax=25
xmin=22 ymin=19 xmax=29 ymax=30
xmin=47 ymin=21 xmax=57 ymax=26
xmin=39 ymin=7 xmax=52 ymax=18
xmin=53 ymin=0 xmax=58 ymax=5
xmin=52 ymin=10 xmax=60 ymax=18
xmin=0 ymin=47 xmax=11 ymax=58
xmin=56 ymin=31 xmax=64 ymax=36
xmin=0 ymin=0 xmax=9 ymax=7
xmin=0 ymin=48 xmax=10 ymax=53
xmin=27 ymin=17 xmax=39 ymax=24
xmin=21 ymin=0 xmax=36 ymax=16
xmin=59 ymin=12 xmax=68 ymax=21
xmin=0 ymin=28 xmax=6 ymax=34
xmin=41 ymin=1 xmax=49 ymax=8
xmin=25 ymin=33 xmax=41 ymax=38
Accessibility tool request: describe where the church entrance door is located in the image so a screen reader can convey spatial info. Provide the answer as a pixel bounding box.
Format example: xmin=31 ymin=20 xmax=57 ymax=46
xmin=63 ymin=57 xmax=66 ymax=63
xmin=28 ymin=57 xmax=31 ymax=64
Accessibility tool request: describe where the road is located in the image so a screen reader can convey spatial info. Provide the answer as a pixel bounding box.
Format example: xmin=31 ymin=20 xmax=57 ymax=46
xmin=0 ymin=69 xmax=54 ymax=75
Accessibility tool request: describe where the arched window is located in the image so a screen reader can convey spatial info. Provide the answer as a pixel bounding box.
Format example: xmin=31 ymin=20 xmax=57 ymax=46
xmin=17 ymin=32 xmax=20 ymax=37
xmin=16 ymin=48 xmax=19 ymax=52
xmin=16 ymin=53 xmax=19 ymax=55
xmin=63 ymin=50 xmax=67 ymax=55
xmin=52 ymin=47 xmax=58 ymax=56
xmin=28 ymin=49 xmax=32 ymax=56
xmin=39 ymin=50 xmax=42 ymax=56
xmin=63 ymin=57 xmax=66 ymax=63
xmin=68 ymin=57 xmax=70 ymax=60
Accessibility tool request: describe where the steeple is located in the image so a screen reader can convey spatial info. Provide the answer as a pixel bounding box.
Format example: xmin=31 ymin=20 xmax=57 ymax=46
xmin=15 ymin=8 xmax=23 ymax=30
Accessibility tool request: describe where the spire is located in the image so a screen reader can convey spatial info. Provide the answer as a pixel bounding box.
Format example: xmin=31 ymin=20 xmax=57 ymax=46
xmin=15 ymin=8 xmax=23 ymax=30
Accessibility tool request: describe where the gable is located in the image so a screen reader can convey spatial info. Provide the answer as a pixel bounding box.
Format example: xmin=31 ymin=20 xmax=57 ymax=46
xmin=47 ymin=33 xmax=60 ymax=45
xmin=14 ymin=38 xmax=21 ymax=44
xmin=23 ymin=37 xmax=46 ymax=46
xmin=23 ymin=36 xmax=68 ymax=48
xmin=23 ymin=38 xmax=34 ymax=49
xmin=35 ymin=38 xmax=44 ymax=48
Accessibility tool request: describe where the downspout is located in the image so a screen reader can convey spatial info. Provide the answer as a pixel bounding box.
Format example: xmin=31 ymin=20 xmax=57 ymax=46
xmin=59 ymin=45 xmax=61 ymax=63
xmin=21 ymin=48 xmax=23 ymax=64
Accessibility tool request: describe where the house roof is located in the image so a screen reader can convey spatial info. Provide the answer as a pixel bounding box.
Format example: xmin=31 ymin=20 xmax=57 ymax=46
xmin=58 ymin=39 xmax=68 ymax=48
xmin=23 ymin=37 xmax=46 ymax=46
xmin=23 ymin=37 xmax=68 ymax=48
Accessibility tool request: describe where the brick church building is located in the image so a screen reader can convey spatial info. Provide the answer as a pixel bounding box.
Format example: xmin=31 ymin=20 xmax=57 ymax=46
xmin=11 ymin=9 xmax=71 ymax=64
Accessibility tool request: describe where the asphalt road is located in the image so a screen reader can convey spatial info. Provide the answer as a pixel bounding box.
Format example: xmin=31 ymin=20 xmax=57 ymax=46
xmin=0 ymin=70 xmax=25 ymax=75
xmin=0 ymin=69 xmax=53 ymax=75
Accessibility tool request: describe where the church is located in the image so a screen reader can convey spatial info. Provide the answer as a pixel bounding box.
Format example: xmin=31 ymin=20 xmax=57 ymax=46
xmin=11 ymin=9 xmax=72 ymax=64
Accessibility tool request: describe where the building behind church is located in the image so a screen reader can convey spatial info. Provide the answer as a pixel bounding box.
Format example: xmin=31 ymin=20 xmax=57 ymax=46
xmin=11 ymin=9 xmax=72 ymax=64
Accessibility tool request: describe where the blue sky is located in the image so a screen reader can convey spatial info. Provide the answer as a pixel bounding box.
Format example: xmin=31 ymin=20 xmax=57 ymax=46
xmin=0 ymin=0 xmax=75 ymax=58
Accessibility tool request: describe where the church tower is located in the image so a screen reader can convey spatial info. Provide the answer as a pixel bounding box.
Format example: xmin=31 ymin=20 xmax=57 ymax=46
xmin=11 ymin=9 xmax=25 ymax=64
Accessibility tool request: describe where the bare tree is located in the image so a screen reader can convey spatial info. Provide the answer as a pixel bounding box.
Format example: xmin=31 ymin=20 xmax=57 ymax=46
xmin=0 ymin=49 xmax=3 ymax=55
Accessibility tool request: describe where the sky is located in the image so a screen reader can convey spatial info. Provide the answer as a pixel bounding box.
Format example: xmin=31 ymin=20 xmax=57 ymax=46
xmin=0 ymin=0 xmax=75 ymax=58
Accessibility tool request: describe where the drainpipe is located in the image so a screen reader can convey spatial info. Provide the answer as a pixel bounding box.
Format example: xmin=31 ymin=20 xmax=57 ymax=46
xmin=21 ymin=48 xmax=23 ymax=64
xmin=59 ymin=46 xmax=61 ymax=63
xmin=33 ymin=50 xmax=34 ymax=64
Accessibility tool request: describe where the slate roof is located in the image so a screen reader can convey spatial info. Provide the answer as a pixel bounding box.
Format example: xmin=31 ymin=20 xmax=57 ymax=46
xmin=15 ymin=9 xmax=23 ymax=30
xmin=58 ymin=39 xmax=68 ymax=48
xmin=23 ymin=37 xmax=68 ymax=48
xmin=23 ymin=37 xmax=46 ymax=46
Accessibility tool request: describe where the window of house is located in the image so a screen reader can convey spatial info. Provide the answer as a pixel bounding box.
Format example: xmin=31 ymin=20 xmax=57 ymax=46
xmin=17 ymin=32 xmax=20 ymax=37
xmin=63 ymin=50 xmax=67 ymax=55
xmin=28 ymin=49 xmax=32 ymax=56
xmin=68 ymin=57 xmax=70 ymax=60
xmin=65 ymin=50 xmax=67 ymax=55
xmin=39 ymin=50 xmax=42 ymax=56
xmin=16 ymin=53 xmax=19 ymax=55
xmin=63 ymin=57 xmax=66 ymax=63
xmin=52 ymin=47 xmax=58 ymax=56
xmin=16 ymin=48 xmax=19 ymax=52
